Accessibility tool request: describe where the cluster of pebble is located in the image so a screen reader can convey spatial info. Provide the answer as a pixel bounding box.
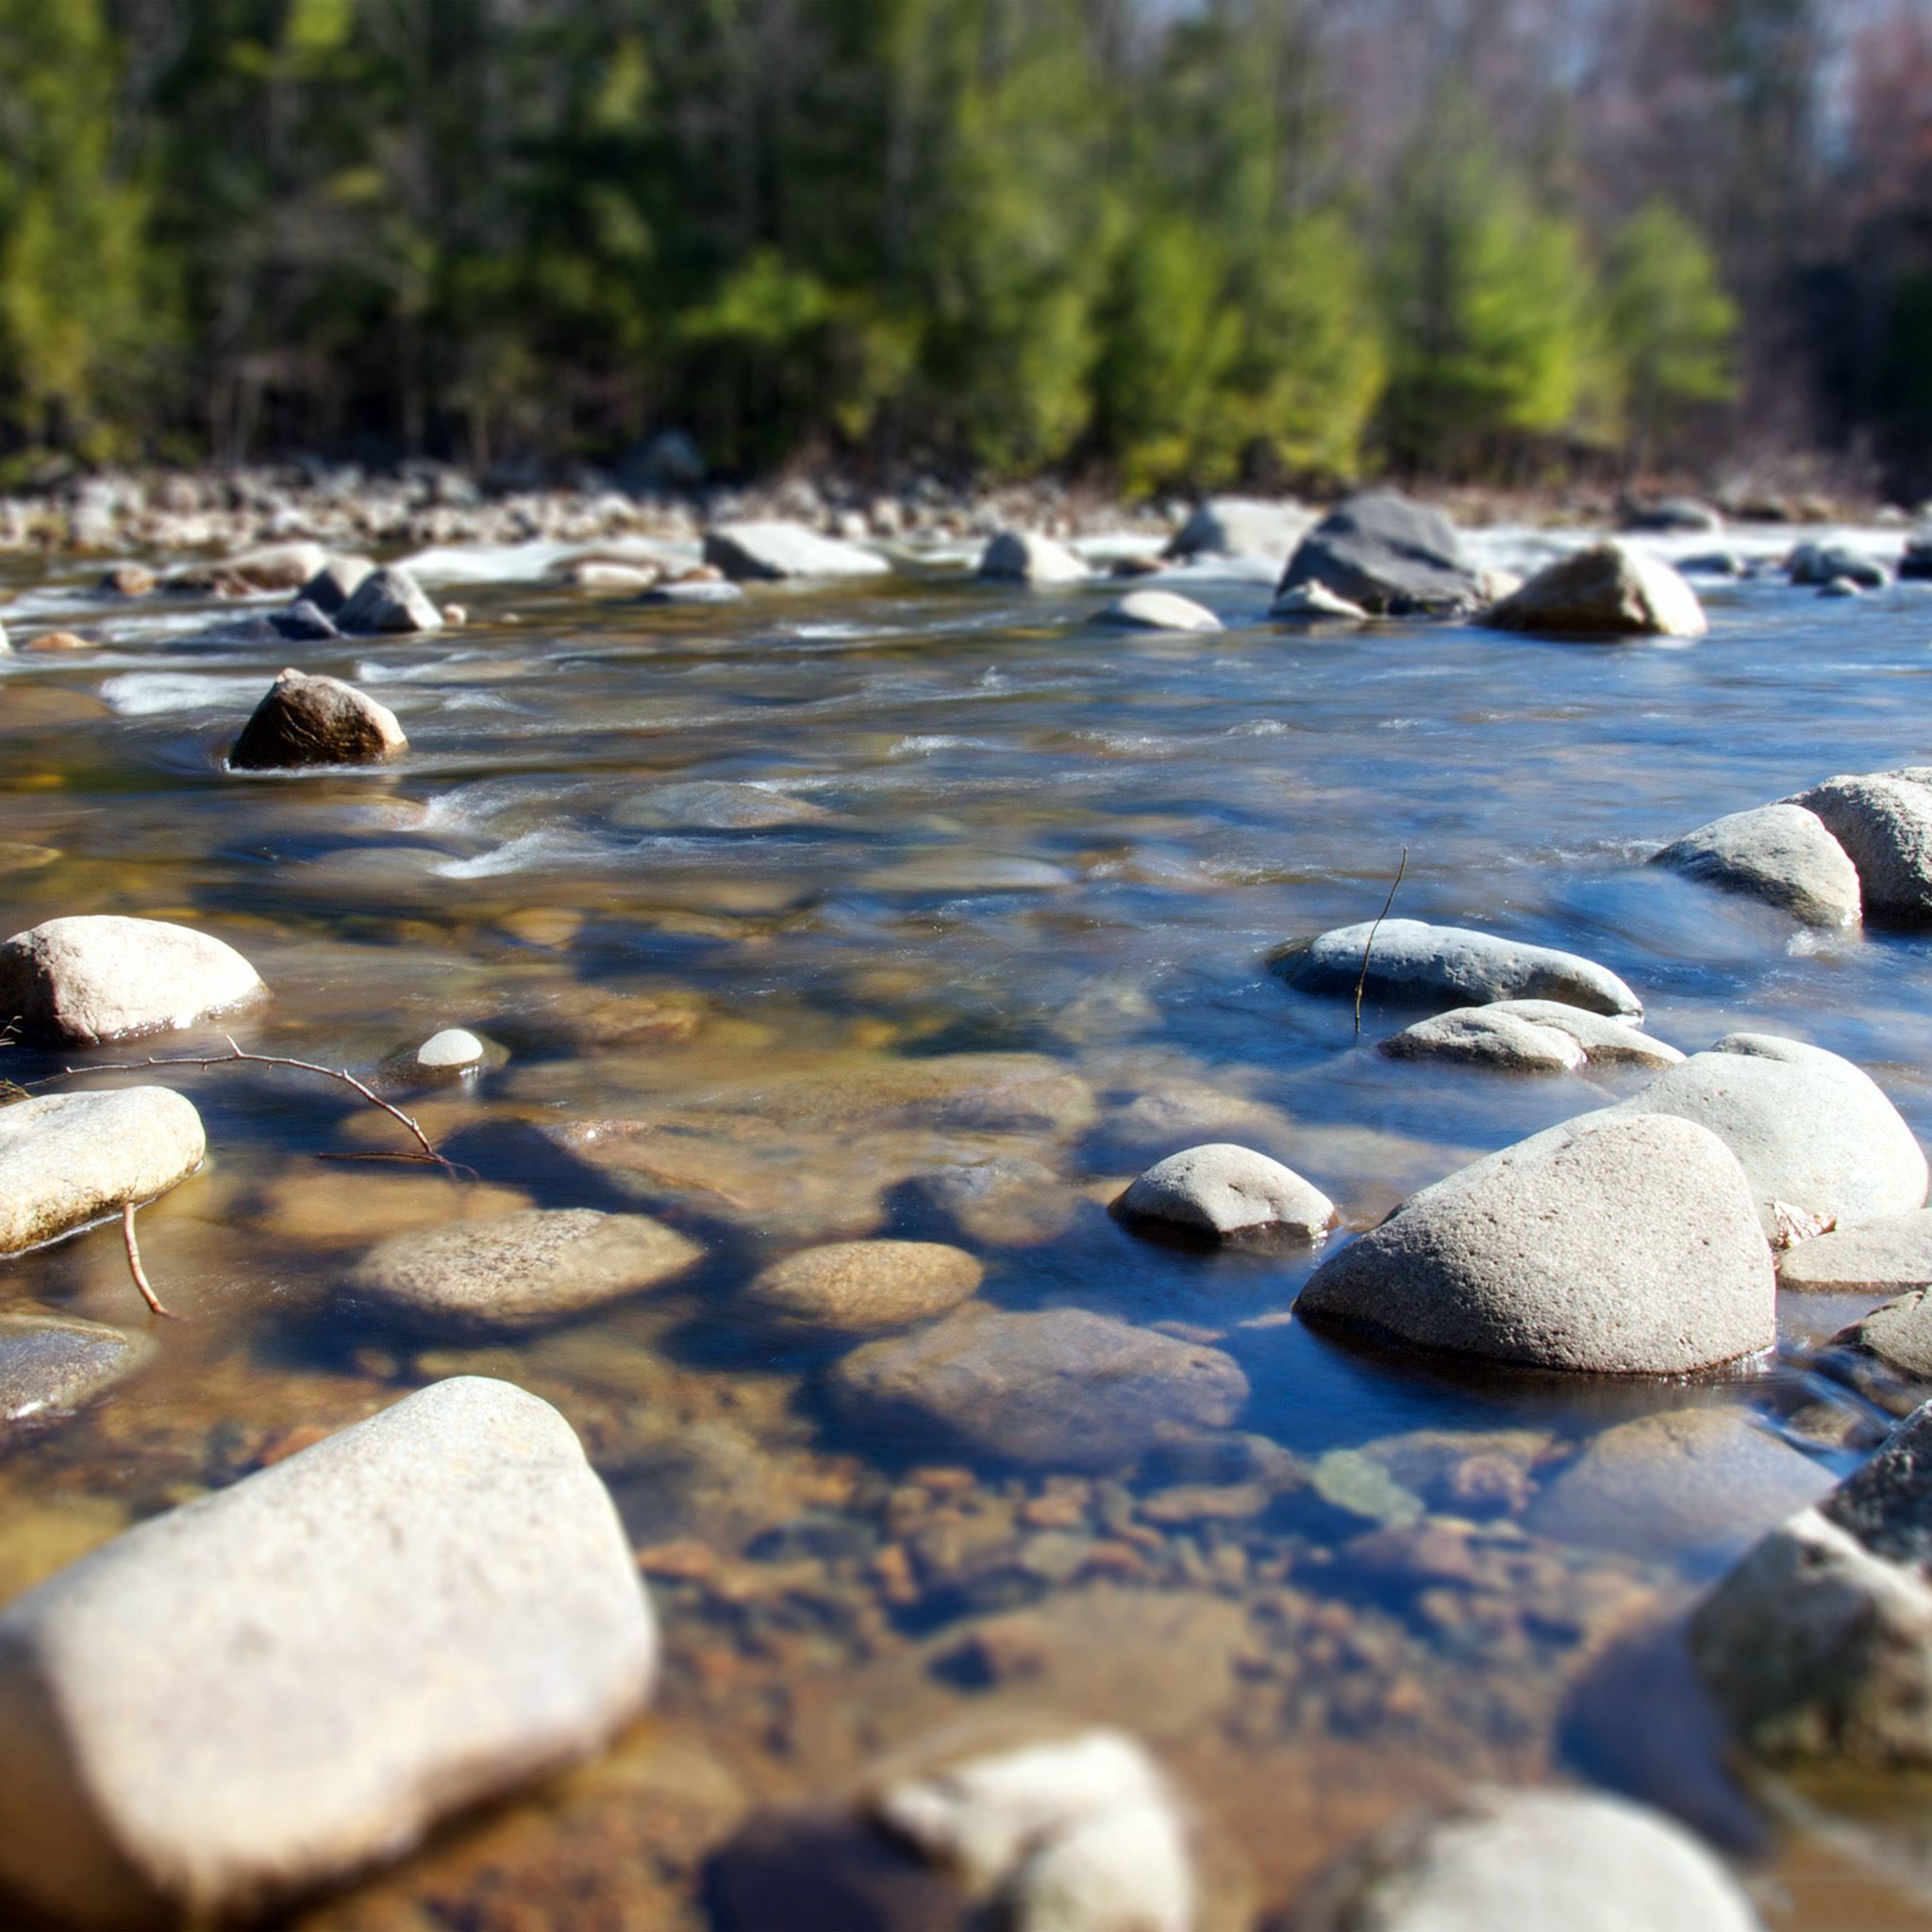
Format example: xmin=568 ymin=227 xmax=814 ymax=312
xmin=8 ymin=488 xmax=1932 ymax=1925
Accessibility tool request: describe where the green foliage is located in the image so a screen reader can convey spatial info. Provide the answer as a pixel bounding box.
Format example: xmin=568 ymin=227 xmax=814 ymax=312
xmin=1379 ymin=125 xmax=1607 ymax=472
xmin=1603 ymin=200 xmax=1740 ymax=460
xmin=0 ymin=0 xmax=167 ymax=456
xmin=0 ymin=0 xmax=1752 ymax=483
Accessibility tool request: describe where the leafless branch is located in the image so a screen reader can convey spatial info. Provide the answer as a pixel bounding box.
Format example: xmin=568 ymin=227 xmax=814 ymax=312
xmin=122 ymin=1200 xmax=180 ymax=1321
xmin=1355 ymin=847 xmax=1409 ymax=1040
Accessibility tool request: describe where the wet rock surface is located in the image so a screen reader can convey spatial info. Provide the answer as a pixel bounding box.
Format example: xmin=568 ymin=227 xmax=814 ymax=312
xmin=1781 ymin=1208 xmax=1932 ymax=1294
xmin=0 ymin=1088 xmax=206 ymax=1254
xmin=1279 ymin=919 xmax=1643 ymax=1020
xmin=977 ymin=529 xmax=1089 ymax=584
xmin=1654 ymin=801 xmax=1862 ymax=927
xmin=704 ymin=520 xmax=890 ymax=580
xmin=347 ymin=1208 xmax=706 ymax=1333
xmin=1096 ymin=589 xmax=1223 ymax=632
xmin=830 ymin=1305 xmax=1250 ymax=1471
xmin=1275 ymin=491 xmax=1483 ymax=615
xmin=1294 ymin=1113 xmax=1774 ymax=1374
xmin=0 ymin=1314 xmax=153 ymax=1428
xmin=337 ymin=562 xmax=442 ymax=634
xmin=1119 ymin=1143 xmax=1336 ymax=1241
xmin=0 ymin=1377 xmax=656 ymax=1924
xmin=1165 ymin=496 xmax=1311 ymax=563
xmin=1483 ymin=540 xmax=1708 ymax=639
xmin=227 ymin=668 xmax=408 ymax=770
xmin=1786 ymin=769 xmax=1932 ymax=923
xmin=0 ymin=914 xmax=266 ymax=1045
xmin=1285 ymin=1786 xmax=1762 ymax=1931
xmin=742 ymin=1240 xmax=985 ymax=1334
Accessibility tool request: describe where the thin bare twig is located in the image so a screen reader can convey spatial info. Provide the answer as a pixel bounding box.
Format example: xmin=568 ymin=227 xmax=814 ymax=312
xmin=122 ymin=1201 xmax=180 ymax=1321
xmin=22 ymin=1036 xmax=462 ymax=1174
xmin=1355 ymin=847 xmax=1409 ymax=1040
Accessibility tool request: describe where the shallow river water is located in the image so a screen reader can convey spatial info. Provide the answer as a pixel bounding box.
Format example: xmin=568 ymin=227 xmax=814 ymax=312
xmin=4 ymin=526 xmax=1932 ymax=1926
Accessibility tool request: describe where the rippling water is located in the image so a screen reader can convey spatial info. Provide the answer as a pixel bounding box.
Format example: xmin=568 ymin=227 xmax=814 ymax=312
xmin=5 ymin=529 xmax=1932 ymax=1925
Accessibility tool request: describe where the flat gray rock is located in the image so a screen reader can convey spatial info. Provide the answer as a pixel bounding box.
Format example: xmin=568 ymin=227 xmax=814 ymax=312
xmin=858 ymin=853 xmax=1073 ymax=893
xmin=703 ymin=521 xmax=889 ymax=581
xmin=1095 ymin=589 xmax=1222 ymax=633
xmin=1278 ymin=918 xmax=1642 ymax=1021
xmin=741 ymin=1240 xmax=983 ymax=1334
xmin=830 ymin=1304 xmax=1248 ymax=1472
xmin=1524 ymin=1406 xmax=1835 ymax=1566
xmin=0 ymin=1313 xmax=153 ymax=1428
xmin=1692 ymin=1403 xmax=1932 ymax=1767
xmin=1483 ymin=541 xmax=1707 ymax=639
xmin=1294 ymin=1113 xmax=1774 ymax=1374
xmin=1381 ymin=1007 xmax=1588 ymax=1074
xmin=1274 ymin=491 xmax=1482 ymax=616
xmin=348 ymin=1208 xmax=705 ymax=1333
xmin=0 ymin=915 xmax=266 ymax=1045
xmin=1119 ymin=1142 xmax=1335 ymax=1241
xmin=1164 ymin=496 xmax=1311 ymax=564
xmin=613 ymin=779 xmax=831 ymax=831
xmin=1786 ymin=770 xmax=1932 ymax=922
xmin=1834 ymin=1288 xmax=1932 ymax=1380
xmin=1289 ymin=1786 xmax=1762 ymax=1932
xmin=1781 ymin=1208 xmax=1932 ymax=1294
xmin=976 ymin=529 xmax=1089 ymax=584
xmin=0 ymin=1089 xmax=206 ymax=1254
xmin=1606 ymin=1032 xmax=1928 ymax=1236
xmin=228 ymin=669 xmax=407 ymax=771
xmin=337 ymin=563 xmax=442 ymax=635
xmin=1653 ymin=802 xmax=1861 ymax=927
xmin=1487 ymin=1000 xmax=1682 ymax=1068
xmin=1270 ymin=581 xmax=1372 ymax=622
xmin=0 ymin=1376 xmax=655 ymax=1923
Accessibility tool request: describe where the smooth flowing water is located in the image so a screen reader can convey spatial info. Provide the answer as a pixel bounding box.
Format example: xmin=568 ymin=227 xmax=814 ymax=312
xmin=3 ymin=528 xmax=1931 ymax=1927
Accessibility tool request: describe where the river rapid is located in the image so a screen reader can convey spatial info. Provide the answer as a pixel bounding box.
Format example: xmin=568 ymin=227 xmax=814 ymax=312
xmin=3 ymin=521 xmax=1930 ymax=1927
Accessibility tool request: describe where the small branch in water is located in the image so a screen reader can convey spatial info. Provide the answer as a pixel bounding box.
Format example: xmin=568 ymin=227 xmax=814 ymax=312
xmin=1355 ymin=847 xmax=1409 ymax=1039
xmin=24 ymin=1036 xmax=461 ymax=1174
xmin=122 ymin=1200 xmax=180 ymax=1321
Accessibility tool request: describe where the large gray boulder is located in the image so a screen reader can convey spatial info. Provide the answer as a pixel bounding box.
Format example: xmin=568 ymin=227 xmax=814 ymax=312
xmin=1119 ymin=1143 xmax=1336 ymax=1241
xmin=1781 ymin=1208 xmax=1932 ymax=1295
xmin=0 ymin=1313 xmax=153 ymax=1428
xmin=1482 ymin=541 xmax=1707 ymax=639
xmin=1164 ymin=496 xmax=1311 ymax=565
xmin=1653 ymin=802 xmax=1861 ymax=927
xmin=703 ymin=520 xmax=890 ymax=581
xmin=295 ymin=554 xmax=375 ymax=617
xmin=0 ymin=1377 xmax=655 ymax=1924
xmin=1293 ymin=1113 xmax=1775 ymax=1374
xmin=1287 ymin=1786 xmax=1761 ymax=1932
xmin=1605 ymin=1033 xmax=1927 ymax=1237
xmin=976 ymin=529 xmax=1089 ymax=585
xmin=0 ymin=1088 xmax=206 ymax=1255
xmin=830 ymin=1304 xmax=1249 ymax=1471
xmin=1692 ymin=1401 xmax=1932 ymax=1767
xmin=337 ymin=563 xmax=442 ymax=635
xmin=1274 ymin=491 xmax=1483 ymax=616
xmin=347 ymin=1208 xmax=704 ymax=1334
xmin=0 ymin=915 xmax=266 ymax=1045
xmin=1785 ymin=769 xmax=1932 ymax=922
xmin=1277 ymin=918 xmax=1642 ymax=1021
xmin=227 ymin=669 xmax=407 ymax=771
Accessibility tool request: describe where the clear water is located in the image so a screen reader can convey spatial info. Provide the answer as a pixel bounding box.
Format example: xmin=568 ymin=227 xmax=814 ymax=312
xmin=3 ymin=537 xmax=1930 ymax=1926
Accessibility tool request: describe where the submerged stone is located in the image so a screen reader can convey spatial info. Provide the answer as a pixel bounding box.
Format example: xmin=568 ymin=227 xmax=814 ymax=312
xmin=1653 ymin=801 xmax=1861 ymax=927
xmin=741 ymin=1240 xmax=983 ymax=1334
xmin=0 ymin=1377 xmax=655 ymax=1924
xmin=0 ymin=1314 xmax=153 ymax=1429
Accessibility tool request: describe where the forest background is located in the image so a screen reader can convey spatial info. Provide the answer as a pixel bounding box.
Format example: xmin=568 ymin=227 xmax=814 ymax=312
xmin=3 ymin=0 xmax=1928 ymax=496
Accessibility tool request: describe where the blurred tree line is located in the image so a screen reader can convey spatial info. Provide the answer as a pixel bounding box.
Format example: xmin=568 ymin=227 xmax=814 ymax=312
xmin=0 ymin=0 xmax=1909 ymax=491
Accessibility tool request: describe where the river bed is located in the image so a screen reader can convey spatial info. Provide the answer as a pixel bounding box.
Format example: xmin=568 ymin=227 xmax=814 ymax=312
xmin=2 ymin=525 xmax=1930 ymax=1927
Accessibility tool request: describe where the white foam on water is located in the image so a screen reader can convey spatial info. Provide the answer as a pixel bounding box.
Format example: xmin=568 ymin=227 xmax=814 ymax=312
xmin=98 ymin=671 xmax=272 ymax=716
xmin=890 ymin=734 xmax=995 ymax=758
xmin=434 ymin=828 xmax=611 ymax=878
